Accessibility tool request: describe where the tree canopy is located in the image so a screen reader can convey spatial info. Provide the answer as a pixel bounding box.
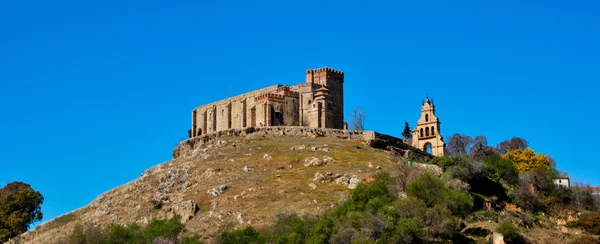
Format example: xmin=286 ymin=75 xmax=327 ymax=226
xmin=496 ymin=137 xmax=528 ymax=154
xmin=502 ymin=148 xmax=551 ymax=172
xmin=0 ymin=181 xmax=44 ymax=242
xmin=402 ymin=122 xmax=412 ymax=140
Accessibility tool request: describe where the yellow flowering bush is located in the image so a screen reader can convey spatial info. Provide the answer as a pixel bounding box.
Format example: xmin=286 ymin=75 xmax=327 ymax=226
xmin=502 ymin=148 xmax=550 ymax=172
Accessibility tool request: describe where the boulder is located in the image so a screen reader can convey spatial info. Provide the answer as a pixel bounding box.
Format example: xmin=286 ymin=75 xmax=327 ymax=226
xmin=323 ymin=156 xmax=335 ymax=164
xmin=174 ymin=200 xmax=199 ymax=223
xmin=492 ymin=232 xmax=505 ymax=244
xmin=208 ymin=185 xmax=228 ymax=197
xmin=304 ymin=157 xmax=323 ymax=167
xmin=348 ymin=177 xmax=361 ymax=189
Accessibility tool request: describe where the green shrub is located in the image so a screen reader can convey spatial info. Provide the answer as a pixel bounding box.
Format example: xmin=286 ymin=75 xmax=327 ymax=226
xmin=446 ymin=189 xmax=474 ymax=217
xmin=333 ymin=173 xmax=392 ymax=217
xmin=306 ymin=214 xmax=336 ymax=244
xmin=181 ymin=235 xmax=205 ymax=244
xmin=432 ymin=156 xmax=455 ymax=171
xmin=468 ymin=210 xmax=499 ymax=222
xmin=329 ymin=224 xmax=357 ymax=244
xmin=218 ymin=226 xmax=266 ymax=244
xmin=406 ymin=173 xmax=473 ymax=216
xmin=61 ymin=215 xmax=195 ymax=244
xmin=446 ymin=156 xmax=485 ymax=182
xmin=496 ymin=220 xmax=525 ymax=244
xmin=406 ymin=173 xmax=446 ymax=207
xmin=393 ymin=218 xmax=422 ymax=244
xmin=144 ymin=215 xmax=183 ymax=241
xmin=104 ymin=224 xmax=144 ymax=244
xmin=66 ymin=224 xmax=106 ymax=244
xmin=422 ymin=205 xmax=460 ymax=239
xmin=485 ymin=154 xmax=519 ymax=185
xmin=269 ymin=214 xmax=316 ymax=244
xmin=393 ymin=197 xmax=427 ymax=219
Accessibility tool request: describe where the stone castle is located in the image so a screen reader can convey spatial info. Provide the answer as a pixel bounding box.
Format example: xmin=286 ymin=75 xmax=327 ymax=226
xmin=188 ymin=67 xmax=345 ymax=137
xmin=187 ymin=67 xmax=446 ymax=157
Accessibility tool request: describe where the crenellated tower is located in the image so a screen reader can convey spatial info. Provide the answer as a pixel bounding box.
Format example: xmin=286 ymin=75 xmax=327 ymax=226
xmin=304 ymin=67 xmax=344 ymax=129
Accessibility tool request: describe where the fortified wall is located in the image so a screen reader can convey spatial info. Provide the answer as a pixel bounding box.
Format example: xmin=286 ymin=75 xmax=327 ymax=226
xmin=173 ymin=126 xmax=433 ymax=160
xmin=188 ymin=67 xmax=345 ymax=138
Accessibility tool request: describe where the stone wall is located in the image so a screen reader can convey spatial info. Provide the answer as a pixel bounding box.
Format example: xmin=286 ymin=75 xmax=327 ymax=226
xmin=189 ymin=67 xmax=346 ymax=137
xmin=173 ymin=126 xmax=433 ymax=160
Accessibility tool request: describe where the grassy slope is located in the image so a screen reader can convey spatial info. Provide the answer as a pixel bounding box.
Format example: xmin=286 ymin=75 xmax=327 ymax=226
xmin=15 ymin=135 xmax=397 ymax=243
xmin=12 ymin=134 xmax=587 ymax=243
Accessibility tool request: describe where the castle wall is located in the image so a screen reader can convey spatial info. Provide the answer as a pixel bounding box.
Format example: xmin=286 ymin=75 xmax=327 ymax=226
xmin=193 ymin=107 xmax=208 ymax=136
xmin=206 ymin=107 xmax=217 ymax=133
xmin=189 ymin=67 xmax=345 ymax=137
xmin=215 ymin=103 xmax=230 ymax=131
xmin=255 ymin=102 xmax=267 ymax=126
xmin=230 ymin=100 xmax=246 ymax=129
xmin=194 ymin=85 xmax=282 ymax=110
xmin=173 ymin=127 xmax=433 ymax=160
xmin=283 ymin=97 xmax=299 ymax=126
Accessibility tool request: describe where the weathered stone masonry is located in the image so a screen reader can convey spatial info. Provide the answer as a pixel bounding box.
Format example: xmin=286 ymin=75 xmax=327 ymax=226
xmin=189 ymin=67 xmax=345 ymax=138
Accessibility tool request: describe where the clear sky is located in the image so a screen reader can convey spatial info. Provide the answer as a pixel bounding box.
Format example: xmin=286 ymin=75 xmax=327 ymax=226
xmin=1 ymin=0 xmax=599 ymax=226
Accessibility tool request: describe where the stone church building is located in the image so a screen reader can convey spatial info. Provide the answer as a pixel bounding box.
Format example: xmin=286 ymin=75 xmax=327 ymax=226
xmin=188 ymin=67 xmax=345 ymax=137
xmin=412 ymin=97 xmax=446 ymax=156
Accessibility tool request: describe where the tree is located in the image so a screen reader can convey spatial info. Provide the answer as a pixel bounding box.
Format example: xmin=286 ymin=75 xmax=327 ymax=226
xmin=349 ymin=107 xmax=365 ymax=131
xmin=0 ymin=181 xmax=44 ymax=242
xmin=496 ymin=137 xmax=528 ymax=154
xmin=402 ymin=122 xmax=412 ymax=140
xmin=446 ymin=134 xmax=473 ymax=156
xmin=502 ymin=148 xmax=551 ymax=173
xmin=469 ymin=136 xmax=496 ymax=158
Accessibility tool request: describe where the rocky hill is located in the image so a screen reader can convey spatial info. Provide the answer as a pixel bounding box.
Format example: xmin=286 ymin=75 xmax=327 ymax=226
xmin=11 ymin=127 xmax=598 ymax=244
xmin=13 ymin=128 xmax=416 ymax=243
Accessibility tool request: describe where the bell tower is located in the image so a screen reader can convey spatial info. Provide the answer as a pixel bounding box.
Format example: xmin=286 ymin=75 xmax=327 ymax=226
xmin=412 ymin=97 xmax=445 ymax=156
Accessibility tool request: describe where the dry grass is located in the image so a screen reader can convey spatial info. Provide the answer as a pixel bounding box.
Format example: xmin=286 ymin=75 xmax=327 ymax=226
xmin=13 ymin=135 xmax=398 ymax=244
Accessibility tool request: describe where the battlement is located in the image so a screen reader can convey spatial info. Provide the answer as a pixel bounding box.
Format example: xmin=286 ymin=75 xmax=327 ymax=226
xmin=254 ymin=93 xmax=285 ymax=103
xmin=194 ymin=85 xmax=282 ymax=110
xmin=296 ymin=83 xmax=322 ymax=88
xmin=306 ymin=67 xmax=344 ymax=75
xmin=276 ymin=86 xmax=300 ymax=97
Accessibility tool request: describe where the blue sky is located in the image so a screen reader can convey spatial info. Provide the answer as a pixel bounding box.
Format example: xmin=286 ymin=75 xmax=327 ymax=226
xmin=1 ymin=0 xmax=598 ymax=226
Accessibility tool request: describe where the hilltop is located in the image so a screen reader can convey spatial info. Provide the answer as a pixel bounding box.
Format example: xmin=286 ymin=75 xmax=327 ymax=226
xmin=13 ymin=128 xmax=419 ymax=243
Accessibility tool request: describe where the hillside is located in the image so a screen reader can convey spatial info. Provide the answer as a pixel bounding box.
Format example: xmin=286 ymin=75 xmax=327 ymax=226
xmin=10 ymin=127 xmax=599 ymax=244
xmin=13 ymin=129 xmax=409 ymax=243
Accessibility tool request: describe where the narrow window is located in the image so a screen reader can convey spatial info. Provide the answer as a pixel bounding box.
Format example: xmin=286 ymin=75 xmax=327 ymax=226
xmin=426 ymin=127 xmax=430 ymax=136
xmin=420 ymin=128 xmax=423 ymax=137
xmin=431 ymin=126 xmax=435 ymax=135
xmin=425 ymin=114 xmax=429 ymax=122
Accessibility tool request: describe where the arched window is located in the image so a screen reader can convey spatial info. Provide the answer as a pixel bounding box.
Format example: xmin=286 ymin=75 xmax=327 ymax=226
xmin=425 ymin=127 xmax=430 ymax=136
xmin=431 ymin=126 xmax=435 ymax=135
xmin=420 ymin=128 xmax=423 ymax=137
xmin=425 ymin=114 xmax=429 ymax=122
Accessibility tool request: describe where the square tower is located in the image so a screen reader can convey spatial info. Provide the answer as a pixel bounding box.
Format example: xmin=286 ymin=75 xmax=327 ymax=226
xmin=305 ymin=67 xmax=344 ymax=129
